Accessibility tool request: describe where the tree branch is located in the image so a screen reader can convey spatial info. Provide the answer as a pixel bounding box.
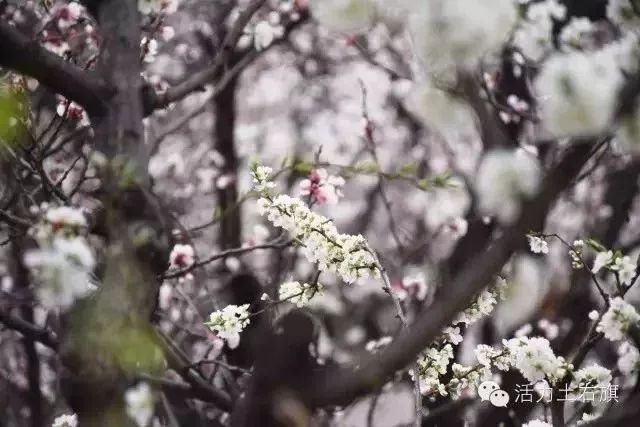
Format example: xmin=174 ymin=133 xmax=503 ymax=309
xmin=0 ymin=309 xmax=58 ymax=350
xmin=0 ymin=21 xmax=108 ymax=115
xmin=307 ymin=143 xmax=594 ymax=408
xmin=152 ymin=0 xmax=266 ymax=109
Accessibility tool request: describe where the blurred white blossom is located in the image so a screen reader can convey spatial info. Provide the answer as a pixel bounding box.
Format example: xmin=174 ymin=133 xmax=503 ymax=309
xmin=476 ymin=149 xmax=542 ymax=224
xmin=25 ymin=236 xmax=96 ymax=310
xmin=535 ymin=50 xmax=622 ymax=137
xmin=52 ymin=413 xmax=78 ymax=427
xmin=409 ymin=0 xmax=516 ymax=74
xmin=125 ymin=382 xmax=155 ymax=427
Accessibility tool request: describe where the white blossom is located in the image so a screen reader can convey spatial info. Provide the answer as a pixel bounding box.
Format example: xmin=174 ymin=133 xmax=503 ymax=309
xmin=25 ymin=236 xmax=96 ymax=310
xmin=406 ymin=80 xmax=474 ymax=135
xmin=571 ymin=364 xmax=612 ymax=389
xmin=158 ymin=283 xmax=172 ymax=310
xmin=474 ymin=344 xmax=512 ymax=371
xmin=125 ymin=382 xmax=155 ymax=427
xmin=611 ymin=255 xmax=637 ymax=286
xmin=254 ymin=21 xmax=277 ymax=51
xmin=527 ymin=235 xmax=549 ymax=254
xmin=52 ymin=413 xmax=78 ymax=427
xmin=535 ymin=50 xmax=622 ymax=137
xmin=250 ymin=165 xmax=276 ymax=194
xmin=578 ymin=413 xmax=601 ymax=425
xmin=505 ymin=336 xmax=567 ymax=383
xmin=513 ymin=0 xmax=566 ymax=61
xmin=138 ymin=0 xmax=160 ymax=14
xmin=450 ymin=363 xmax=490 ymax=398
xmin=617 ymin=341 xmax=640 ymax=375
xmin=365 ymin=336 xmax=392 ymax=352
xmin=278 ymin=280 xmax=323 ymax=307
xmin=160 ymin=25 xmax=175 ymax=41
xmin=423 ymin=180 xmax=471 ymax=230
xmin=538 ymin=319 xmax=560 ymax=340
xmin=559 ymin=17 xmax=596 ymax=51
xmin=415 ymin=344 xmax=454 ymax=396
xmin=597 ymin=297 xmax=640 ymax=341
xmin=592 ymin=250 xmax=614 ymax=274
xmin=453 ymin=278 xmax=507 ymax=326
xmin=607 ymin=0 xmax=640 ymax=30
xmin=443 ymin=326 xmax=463 ymax=345
xmin=476 ymin=149 xmax=542 ymax=224
xmin=31 ymin=205 xmax=88 ymax=242
xmin=45 ymin=206 xmax=87 ymax=229
xmin=142 ymin=38 xmax=158 ymax=63
xmin=253 ymin=169 xmax=379 ymax=283
xmin=409 ymin=0 xmax=516 ymax=75
xmin=205 ymin=304 xmax=251 ymax=349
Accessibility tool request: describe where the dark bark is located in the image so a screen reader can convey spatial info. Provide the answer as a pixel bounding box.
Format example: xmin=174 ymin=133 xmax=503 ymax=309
xmin=0 ymin=21 xmax=108 ymax=116
xmin=214 ymin=77 xmax=242 ymax=249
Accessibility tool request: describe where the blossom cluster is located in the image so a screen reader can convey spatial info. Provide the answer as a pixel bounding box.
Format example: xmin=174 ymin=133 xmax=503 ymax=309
xmin=476 ymin=336 xmax=613 ymax=395
xmin=513 ymin=0 xmax=567 ymax=61
xmin=24 ymin=205 xmax=96 ymax=310
xmin=597 ymin=297 xmax=640 ymax=342
xmin=527 ymin=235 xmax=549 ymax=255
xmin=592 ymin=250 xmax=637 ymax=286
xmin=278 ymin=280 xmax=324 ymax=307
xmin=504 ymin=336 xmax=570 ymax=384
xmin=415 ymin=278 xmax=507 ymax=396
xmin=251 ymin=164 xmax=379 ymax=283
xmin=452 ymin=278 xmax=508 ymax=326
xmin=414 ymin=344 xmax=455 ymax=396
xmin=205 ymin=304 xmax=251 ymax=349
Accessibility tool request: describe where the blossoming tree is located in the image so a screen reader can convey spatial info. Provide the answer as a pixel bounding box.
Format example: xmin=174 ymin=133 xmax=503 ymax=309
xmin=2 ymin=1 xmax=640 ymax=426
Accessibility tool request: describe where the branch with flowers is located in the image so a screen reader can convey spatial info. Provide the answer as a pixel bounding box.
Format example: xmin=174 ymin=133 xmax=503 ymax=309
xmin=6 ymin=1 xmax=640 ymax=427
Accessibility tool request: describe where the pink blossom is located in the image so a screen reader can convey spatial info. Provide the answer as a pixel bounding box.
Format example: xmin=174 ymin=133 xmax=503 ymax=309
xmin=299 ymin=168 xmax=345 ymax=205
xmin=393 ymin=273 xmax=429 ymax=302
xmin=169 ymin=244 xmax=195 ymax=269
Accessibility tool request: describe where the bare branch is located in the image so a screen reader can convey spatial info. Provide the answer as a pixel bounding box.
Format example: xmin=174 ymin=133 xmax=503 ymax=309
xmin=0 ymin=309 xmax=59 ymax=350
xmin=153 ymin=0 xmax=267 ymax=109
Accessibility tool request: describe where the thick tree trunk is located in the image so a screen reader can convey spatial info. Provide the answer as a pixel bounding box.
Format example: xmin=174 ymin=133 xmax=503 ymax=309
xmin=59 ymin=2 xmax=168 ymax=425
